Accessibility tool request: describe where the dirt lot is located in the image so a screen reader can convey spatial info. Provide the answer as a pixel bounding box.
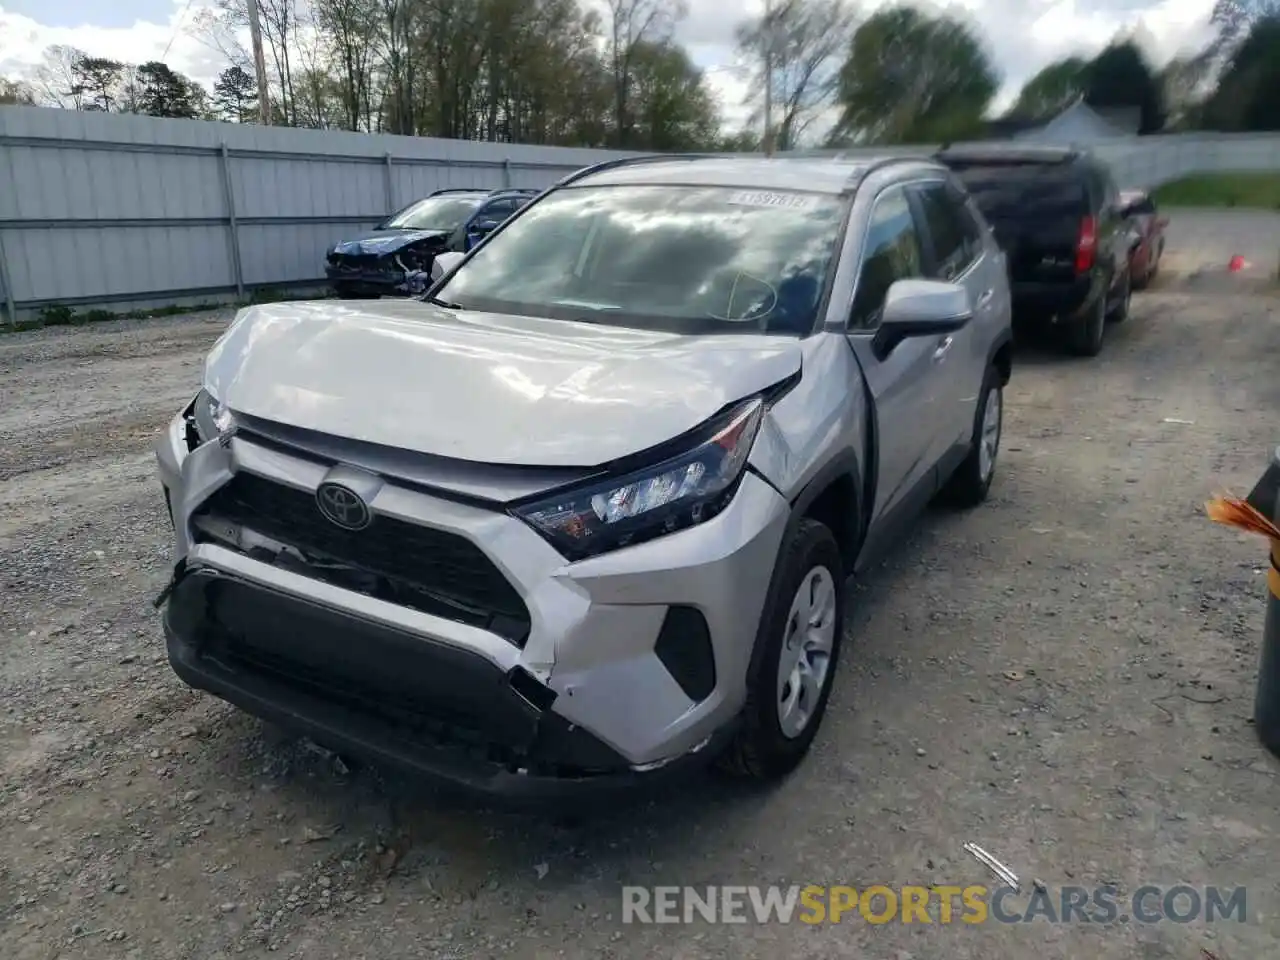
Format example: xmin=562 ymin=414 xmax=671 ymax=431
xmin=2 ymin=277 xmax=1279 ymax=960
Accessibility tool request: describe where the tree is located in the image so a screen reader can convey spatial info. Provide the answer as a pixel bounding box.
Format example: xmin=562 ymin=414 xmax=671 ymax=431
xmin=628 ymin=41 xmax=720 ymax=150
xmin=1206 ymin=0 xmax=1280 ymax=64
xmin=1160 ymin=55 xmax=1213 ymax=130
xmin=605 ymin=0 xmax=687 ymax=148
xmin=12 ymin=0 xmax=727 ymax=151
xmin=0 ymin=78 xmax=35 ymax=105
xmin=34 ymin=45 xmax=87 ymax=109
xmin=1202 ymin=14 xmax=1280 ymax=130
xmin=735 ymin=0 xmax=856 ymax=150
xmin=1011 ymin=56 xmax=1088 ymax=121
xmin=72 ymin=56 xmax=125 ymax=111
xmin=314 ymin=0 xmax=378 ymax=130
xmin=1082 ymin=40 xmax=1165 ymax=134
xmin=832 ymin=6 xmax=998 ymax=144
xmin=135 ymin=61 xmax=204 ymax=119
xmin=213 ymin=66 xmax=258 ymax=122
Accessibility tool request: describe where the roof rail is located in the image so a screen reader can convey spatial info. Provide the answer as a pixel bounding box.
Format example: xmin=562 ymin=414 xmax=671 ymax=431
xmin=555 ymin=153 xmax=719 ymax=187
xmin=427 ymin=187 xmax=488 ymax=196
xmin=843 ymin=154 xmax=935 ymax=190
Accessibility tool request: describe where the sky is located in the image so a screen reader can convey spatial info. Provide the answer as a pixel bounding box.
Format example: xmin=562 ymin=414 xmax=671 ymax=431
xmin=0 ymin=0 xmax=1219 ymax=132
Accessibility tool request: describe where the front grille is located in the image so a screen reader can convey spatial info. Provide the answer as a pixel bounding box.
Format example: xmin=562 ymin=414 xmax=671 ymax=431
xmin=329 ymin=252 xmax=383 ymax=268
xmin=195 ymin=472 xmax=531 ymax=645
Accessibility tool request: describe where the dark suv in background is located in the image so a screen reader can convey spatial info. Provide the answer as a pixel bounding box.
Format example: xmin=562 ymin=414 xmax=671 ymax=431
xmin=935 ymin=146 xmax=1132 ymax=357
xmin=325 ymin=187 xmax=538 ymax=299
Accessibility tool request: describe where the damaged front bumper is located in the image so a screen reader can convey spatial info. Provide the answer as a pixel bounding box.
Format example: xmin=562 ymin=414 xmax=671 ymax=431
xmin=162 ymin=565 xmax=736 ymax=799
xmin=153 ymin=403 xmax=788 ymax=799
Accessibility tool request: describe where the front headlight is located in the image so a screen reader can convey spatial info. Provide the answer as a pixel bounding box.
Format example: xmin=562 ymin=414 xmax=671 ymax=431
xmin=512 ymin=399 xmax=764 ymax=561
xmin=191 ymin=388 xmax=234 ymax=444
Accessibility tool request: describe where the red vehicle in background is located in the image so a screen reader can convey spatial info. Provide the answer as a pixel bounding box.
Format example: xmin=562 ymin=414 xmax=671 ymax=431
xmin=1120 ymin=190 xmax=1168 ymax=290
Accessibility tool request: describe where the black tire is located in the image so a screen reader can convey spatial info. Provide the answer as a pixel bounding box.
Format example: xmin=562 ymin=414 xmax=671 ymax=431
xmin=1067 ymin=287 xmax=1106 ymax=357
xmin=1131 ymin=258 xmax=1151 ymax=291
xmin=335 ymin=284 xmax=377 ymax=300
xmin=717 ymin=519 xmax=846 ymax=782
xmin=1106 ymin=269 xmax=1131 ymax=323
xmin=941 ymin=364 xmax=1002 ymax=508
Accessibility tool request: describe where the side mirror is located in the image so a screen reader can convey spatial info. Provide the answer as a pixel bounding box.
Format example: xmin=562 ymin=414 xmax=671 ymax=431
xmin=430 ymin=251 xmax=465 ymax=283
xmin=470 ymin=218 xmax=500 ymax=236
xmin=872 ymin=279 xmax=972 ymax=359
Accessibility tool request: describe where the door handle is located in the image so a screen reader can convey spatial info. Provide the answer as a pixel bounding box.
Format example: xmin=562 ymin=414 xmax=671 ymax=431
xmin=932 ymin=336 xmax=954 ymax=361
xmin=977 ymin=288 xmax=994 ymax=307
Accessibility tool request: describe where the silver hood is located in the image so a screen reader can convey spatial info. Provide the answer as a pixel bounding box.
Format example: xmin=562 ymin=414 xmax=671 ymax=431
xmin=203 ymin=299 xmax=802 ymax=467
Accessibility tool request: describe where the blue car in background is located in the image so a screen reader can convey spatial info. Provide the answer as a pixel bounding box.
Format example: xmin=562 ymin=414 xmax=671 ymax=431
xmin=325 ymin=187 xmax=538 ymax=298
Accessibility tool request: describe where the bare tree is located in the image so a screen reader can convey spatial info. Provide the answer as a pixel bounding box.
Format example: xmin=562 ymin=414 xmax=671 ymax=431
xmin=315 ymin=0 xmax=378 ymax=129
xmin=736 ymin=0 xmax=857 ymax=150
xmin=0 ymin=78 xmax=36 ymax=105
xmin=605 ymin=0 xmax=687 ymax=147
xmin=202 ymin=0 xmax=300 ymax=124
xmin=33 ymin=45 xmax=87 ymax=109
xmin=189 ymin=5 xmax=253 ymax=73
xmin=258 ymin=0 xmax=302 ymax=125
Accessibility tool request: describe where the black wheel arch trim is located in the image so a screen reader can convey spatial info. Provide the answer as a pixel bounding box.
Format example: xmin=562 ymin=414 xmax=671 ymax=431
xmin=739 ymin=458 xmax=861 ymax=715
xmin=785 ymin=448 xmax=865 ymax=568
xmin=986 ymin=328 xmax=1013 ymax=385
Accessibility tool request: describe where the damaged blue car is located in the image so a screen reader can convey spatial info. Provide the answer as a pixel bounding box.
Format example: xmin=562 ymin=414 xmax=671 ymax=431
xmin=324 ymin=187 xmax=538 ymax=299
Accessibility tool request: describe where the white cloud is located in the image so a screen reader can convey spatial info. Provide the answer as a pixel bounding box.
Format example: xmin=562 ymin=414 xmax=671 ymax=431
xmin=0 ymin=1 xmax=234 ymax=90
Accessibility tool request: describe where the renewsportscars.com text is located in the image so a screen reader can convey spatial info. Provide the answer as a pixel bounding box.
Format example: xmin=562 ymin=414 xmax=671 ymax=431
xmin=621 ymin=884 xmax=1248 ymax=925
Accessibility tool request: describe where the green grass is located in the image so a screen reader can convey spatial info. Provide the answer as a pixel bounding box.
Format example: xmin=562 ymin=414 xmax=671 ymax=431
xmin=1152 ymin=172 xmax=1280 ymax=210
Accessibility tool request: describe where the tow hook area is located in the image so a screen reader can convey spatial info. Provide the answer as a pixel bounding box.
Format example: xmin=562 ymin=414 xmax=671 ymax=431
xmin=508 ymin=665 xmax=557 ymax=712
xmin=153 ymin=558 xmax=190 ymax=609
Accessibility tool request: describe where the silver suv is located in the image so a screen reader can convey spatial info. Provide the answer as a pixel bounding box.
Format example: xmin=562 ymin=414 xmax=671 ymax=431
xmin=155 ymin=155 xmax=1012 ymax=798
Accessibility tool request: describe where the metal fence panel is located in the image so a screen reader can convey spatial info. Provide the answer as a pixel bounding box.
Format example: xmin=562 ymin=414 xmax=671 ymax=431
xmin=0 ymin=104 xmax=640 ymax=320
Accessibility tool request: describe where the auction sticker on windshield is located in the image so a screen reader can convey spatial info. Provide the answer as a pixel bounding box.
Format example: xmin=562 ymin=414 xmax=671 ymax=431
xmin=727 ymin=191 xmax=820 ymax=211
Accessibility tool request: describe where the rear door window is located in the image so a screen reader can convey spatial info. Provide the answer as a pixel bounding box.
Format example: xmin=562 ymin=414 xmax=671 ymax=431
xmin=912 ymin=182 xmax=979 ymax=280
xmin=480 ymin=199 xmax=517 ymax=222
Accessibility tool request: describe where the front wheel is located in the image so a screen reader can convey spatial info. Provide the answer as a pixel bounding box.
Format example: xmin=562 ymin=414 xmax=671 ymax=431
xmin=941 ymin=364 xmax=1003 ymax=507
xmin=717 ymin=519 xmax=845 ymax=782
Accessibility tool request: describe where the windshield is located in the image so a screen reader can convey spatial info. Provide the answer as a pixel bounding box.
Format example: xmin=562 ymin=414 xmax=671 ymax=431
xmin=383 ymin=195 xmax=484 ymax=231
xmin=434 ymin=184 xmax=847 ymax=335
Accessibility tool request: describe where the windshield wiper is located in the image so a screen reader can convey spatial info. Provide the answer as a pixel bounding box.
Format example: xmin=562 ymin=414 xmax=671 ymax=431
xmin=424 ymin=295 xmax=463 ymax=310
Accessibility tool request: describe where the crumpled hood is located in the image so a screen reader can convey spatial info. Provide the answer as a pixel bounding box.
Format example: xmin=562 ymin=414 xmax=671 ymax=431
xmin=330 ymin=229 xmax=448 ymax=257
xmin=203 ymin=300 xmax=802 ymax=467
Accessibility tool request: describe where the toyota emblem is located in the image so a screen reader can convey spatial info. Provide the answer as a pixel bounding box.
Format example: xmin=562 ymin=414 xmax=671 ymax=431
xmin=315 ymin=481 xmax=372 ymax=530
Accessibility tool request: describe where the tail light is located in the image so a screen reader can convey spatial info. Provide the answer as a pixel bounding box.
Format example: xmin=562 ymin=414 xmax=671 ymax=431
xmin=1076 ymin=216 xmax=1097 ymax=273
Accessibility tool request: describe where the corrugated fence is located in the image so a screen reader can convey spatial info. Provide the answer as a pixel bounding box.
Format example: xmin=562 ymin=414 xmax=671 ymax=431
xmin=2 ymin=103 xmax=1280 ymax=324
xmin=0 ymin=105 xmax=639 ymax=323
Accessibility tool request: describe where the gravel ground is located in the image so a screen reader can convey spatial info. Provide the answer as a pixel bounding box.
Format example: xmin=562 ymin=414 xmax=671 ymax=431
xmin=2 ymin=283 xmax=1280 ymax=960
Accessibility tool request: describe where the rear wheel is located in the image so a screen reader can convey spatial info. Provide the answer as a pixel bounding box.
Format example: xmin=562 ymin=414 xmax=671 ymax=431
xmin=1106 ymin=269 xmax=1131 ymax=323
xmin=1067 ymin=287 xmax=1106 ymax=357
xmin=718 ymin=519 xmax=845 ymax=782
